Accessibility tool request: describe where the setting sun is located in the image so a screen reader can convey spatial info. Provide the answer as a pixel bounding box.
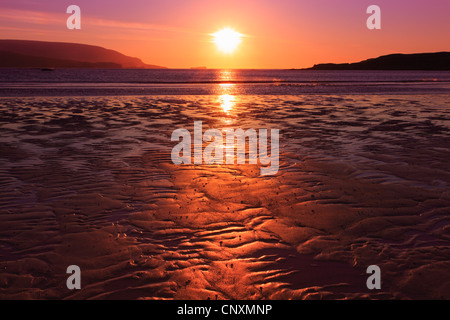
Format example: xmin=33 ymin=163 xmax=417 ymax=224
xmin=212 ymin=28 xmax=243 ymax=54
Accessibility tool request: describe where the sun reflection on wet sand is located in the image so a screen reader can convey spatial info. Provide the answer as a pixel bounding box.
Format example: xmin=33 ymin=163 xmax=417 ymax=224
xmin=219 ymin=94 xmax=235 ymax=114
xmin=217 ymin=83 xmax=237 ymax=123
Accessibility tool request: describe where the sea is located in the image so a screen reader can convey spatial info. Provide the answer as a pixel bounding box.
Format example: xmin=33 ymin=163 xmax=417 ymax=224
xmin=0 ymin=69 xmax=449 ymax=96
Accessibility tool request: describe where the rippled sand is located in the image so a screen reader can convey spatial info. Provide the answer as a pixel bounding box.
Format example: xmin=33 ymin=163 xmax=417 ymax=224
xmin=0 ymin=95 xmax=449 ymax=299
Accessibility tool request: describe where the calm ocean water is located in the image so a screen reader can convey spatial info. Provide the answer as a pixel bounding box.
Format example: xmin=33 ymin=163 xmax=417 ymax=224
xmin=0 ymin=69 xmax=449 ymax=96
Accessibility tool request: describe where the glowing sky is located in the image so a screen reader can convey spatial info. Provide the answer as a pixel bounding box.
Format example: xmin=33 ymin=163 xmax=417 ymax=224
xmin=1 ymin=0 xmax=449 ymax=68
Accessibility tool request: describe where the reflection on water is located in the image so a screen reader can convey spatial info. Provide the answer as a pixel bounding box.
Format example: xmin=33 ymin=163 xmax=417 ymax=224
xmin=217 ymin=70 xmax=233 ymax=82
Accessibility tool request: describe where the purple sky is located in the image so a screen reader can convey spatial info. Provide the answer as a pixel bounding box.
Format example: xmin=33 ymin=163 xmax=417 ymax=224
xmin=1 ymin=0 xmax=449 ymax=68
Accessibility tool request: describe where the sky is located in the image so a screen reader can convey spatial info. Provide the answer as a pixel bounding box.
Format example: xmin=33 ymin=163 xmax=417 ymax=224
xmin=0 ymin=0 xmax=449 ymax=69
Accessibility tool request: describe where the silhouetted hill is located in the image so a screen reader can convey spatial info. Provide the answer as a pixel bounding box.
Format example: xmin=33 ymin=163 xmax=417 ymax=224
xmin=0 ymin=51 xmax=122 ymax=68
xmin=306 ymin=52 xmax=450 ymax=71
xmin=0 ymin=39 xmax=166 ymax=69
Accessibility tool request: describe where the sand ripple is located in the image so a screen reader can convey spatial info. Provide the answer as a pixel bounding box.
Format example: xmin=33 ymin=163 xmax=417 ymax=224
xmin=0 ymin=95 xmax=449 ymax=299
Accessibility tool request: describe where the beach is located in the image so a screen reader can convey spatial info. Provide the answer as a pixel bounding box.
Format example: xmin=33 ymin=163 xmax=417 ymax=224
xmin=1 ymin=92 xmax=449 ymax=299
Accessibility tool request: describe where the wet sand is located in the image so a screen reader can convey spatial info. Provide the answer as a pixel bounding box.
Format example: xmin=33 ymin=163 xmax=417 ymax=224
xmin=0 ymin=94 xmax=449 ymax=299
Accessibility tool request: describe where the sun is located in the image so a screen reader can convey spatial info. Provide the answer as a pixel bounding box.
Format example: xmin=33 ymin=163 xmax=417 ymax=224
xmin=212 ymin=28 xmax=243 ymax=54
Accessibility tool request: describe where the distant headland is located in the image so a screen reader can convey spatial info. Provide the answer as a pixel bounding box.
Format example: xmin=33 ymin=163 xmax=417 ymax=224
xmin=0 ymin=39 xmax=166 ymax=69
xmin=303 ymin=52 xmax=450 ymax=71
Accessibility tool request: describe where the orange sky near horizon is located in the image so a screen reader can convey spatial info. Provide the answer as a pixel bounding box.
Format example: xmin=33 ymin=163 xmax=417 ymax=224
xmin=0 ymin=0 xmax=449 ymax=69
